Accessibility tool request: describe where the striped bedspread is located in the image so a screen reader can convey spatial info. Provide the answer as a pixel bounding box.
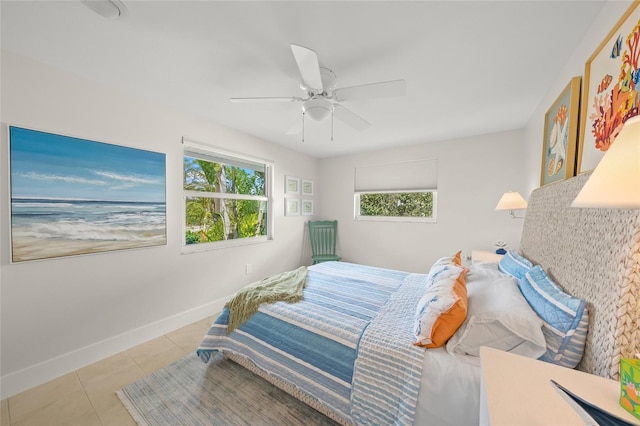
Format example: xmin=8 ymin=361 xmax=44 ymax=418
xmin=197 ymin=261 xmax=427 ymax=425
xmin=351 ymin=273 xmax=427 ymax=425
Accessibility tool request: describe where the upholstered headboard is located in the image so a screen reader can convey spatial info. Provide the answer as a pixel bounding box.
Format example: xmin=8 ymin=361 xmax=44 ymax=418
xmin=520 ymin=173 xmax=640 ymax=379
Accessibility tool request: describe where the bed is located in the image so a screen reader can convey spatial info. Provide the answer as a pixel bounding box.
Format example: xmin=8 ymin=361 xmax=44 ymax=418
xmin=197 ymin=172 xmax=640 ymax=425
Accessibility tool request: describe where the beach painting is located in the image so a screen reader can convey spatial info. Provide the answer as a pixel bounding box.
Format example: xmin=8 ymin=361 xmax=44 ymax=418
xmin=9 ymin=126 xmax=167 ymax=262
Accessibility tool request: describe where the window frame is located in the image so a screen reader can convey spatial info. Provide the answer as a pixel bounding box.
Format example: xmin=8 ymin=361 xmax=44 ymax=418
xmin=354 ymin=189 xmax=438 ymax=223
xmin=182 ymin=138 xmax=274 ymax=253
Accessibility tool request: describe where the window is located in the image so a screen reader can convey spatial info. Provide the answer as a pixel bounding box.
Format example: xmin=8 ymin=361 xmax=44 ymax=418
xmin=354 ymin=159 xmax=437 ymax=222
xmin=183 ymin=139 xmax=273 ymax=249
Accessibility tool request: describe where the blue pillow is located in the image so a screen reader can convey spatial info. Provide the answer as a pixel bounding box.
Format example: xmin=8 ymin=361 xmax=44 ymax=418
xmin=498 ymin=251 xmax=533 ymax=280
xmin=519 ymin=265 xmax=589 ymax=368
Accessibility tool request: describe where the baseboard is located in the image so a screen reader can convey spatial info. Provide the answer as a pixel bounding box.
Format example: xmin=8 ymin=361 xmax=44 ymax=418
xmin=0 ymin=297 xmax=227 ymax=399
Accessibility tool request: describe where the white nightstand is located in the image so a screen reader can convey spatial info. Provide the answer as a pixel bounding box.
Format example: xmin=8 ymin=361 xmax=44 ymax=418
xmin=480 ymin=347 xmax=639 ymax=425
xmin=471 ymin=250 xmax=504 ymax=264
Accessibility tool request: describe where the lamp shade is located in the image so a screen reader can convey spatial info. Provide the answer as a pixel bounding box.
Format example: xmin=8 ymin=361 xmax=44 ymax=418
xmin=495 ymin=191 xmax=528 ymax=211
xmin=572 ymin=115 xmax=640 ymax=208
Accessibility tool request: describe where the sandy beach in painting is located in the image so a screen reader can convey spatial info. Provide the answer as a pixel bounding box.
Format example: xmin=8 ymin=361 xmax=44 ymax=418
xmin=11 ymin=233 xmax=166 ymax=262
xmin=11 ymin=198 xmax=166 ymax=262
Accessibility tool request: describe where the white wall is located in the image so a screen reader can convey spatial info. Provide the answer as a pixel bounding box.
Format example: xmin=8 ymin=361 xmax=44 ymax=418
xmin=523 ymin=0 xmax=634 ymax=190
xmin=317 ymin=129 xmax=528 ymax=273
xmin=0 ymin=51 xmax=319 ymax=398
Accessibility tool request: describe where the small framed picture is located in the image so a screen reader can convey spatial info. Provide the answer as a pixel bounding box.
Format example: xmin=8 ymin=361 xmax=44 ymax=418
xmin=285 ymin=176 xmax=300 ymax=194
xmin=285 ymin=198 xmax=300 ymax=216
xmin=540 ymin=76 xmax=580 ymax=186
xmin=301 ymin=199 xmax=314 ymax=216
xmin=301 ymin=179 xmax=314 ymax=196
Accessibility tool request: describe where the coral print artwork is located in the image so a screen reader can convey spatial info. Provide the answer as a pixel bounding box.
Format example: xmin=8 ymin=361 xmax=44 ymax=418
xmin=578 ymin=3 xmax=639 ymax=173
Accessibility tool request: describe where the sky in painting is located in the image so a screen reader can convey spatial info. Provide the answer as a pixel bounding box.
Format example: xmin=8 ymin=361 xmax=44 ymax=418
xmin=10 ymin=127 xmax=166 ymax=202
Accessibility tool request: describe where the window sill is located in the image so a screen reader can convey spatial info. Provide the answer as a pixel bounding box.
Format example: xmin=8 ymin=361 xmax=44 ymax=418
xmin=354 ymin=216 xmax=437 ymax=223
xmin=181 ymin=236 xmax=272 ymax=254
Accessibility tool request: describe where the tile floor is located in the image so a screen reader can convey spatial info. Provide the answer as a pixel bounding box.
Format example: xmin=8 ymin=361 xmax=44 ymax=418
xmin=1 ymin=316 xmax=215 ymax=426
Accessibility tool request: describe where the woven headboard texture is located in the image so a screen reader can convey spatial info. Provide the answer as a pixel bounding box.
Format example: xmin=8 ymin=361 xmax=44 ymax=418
xmin=520 ymin=173 xmax=640 ymax=379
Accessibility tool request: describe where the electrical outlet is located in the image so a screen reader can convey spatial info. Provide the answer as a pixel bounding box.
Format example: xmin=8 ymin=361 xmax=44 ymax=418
xmin=245 ymin=263 xmax=252 ymax=274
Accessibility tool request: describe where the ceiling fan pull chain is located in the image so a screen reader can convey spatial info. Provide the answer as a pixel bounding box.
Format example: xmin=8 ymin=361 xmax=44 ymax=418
xmin=302 ymin=112 xmax=305 ymax=143
xmin=331 ymin=109 xmax=334 ymax=141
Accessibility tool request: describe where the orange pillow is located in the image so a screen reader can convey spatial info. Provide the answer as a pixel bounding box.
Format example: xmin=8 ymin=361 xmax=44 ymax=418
xmin=414 ymin=268 xmax=468 ymax=348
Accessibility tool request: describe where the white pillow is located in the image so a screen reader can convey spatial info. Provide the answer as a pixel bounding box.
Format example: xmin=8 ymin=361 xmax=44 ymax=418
xmin=425 ymin=252 xmax=463 ymax=284
xmin=446 ymin=264 xmax=546 ymax=365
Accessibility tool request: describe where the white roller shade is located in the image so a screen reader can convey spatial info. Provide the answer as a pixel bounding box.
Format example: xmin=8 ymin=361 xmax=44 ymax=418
xmin=354 ymin=159 xmax=438 ymax=192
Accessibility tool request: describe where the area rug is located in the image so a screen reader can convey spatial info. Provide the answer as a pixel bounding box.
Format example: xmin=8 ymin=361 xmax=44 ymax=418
xmin=117 ymin=353 xmax=339 ymax=426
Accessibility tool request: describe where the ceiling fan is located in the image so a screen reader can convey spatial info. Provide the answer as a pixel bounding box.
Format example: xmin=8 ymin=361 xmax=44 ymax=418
xmin=231 ymin=44 xmax=406 ymax=140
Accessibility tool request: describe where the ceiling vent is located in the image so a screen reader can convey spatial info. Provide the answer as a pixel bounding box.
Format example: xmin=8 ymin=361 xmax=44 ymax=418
xmin=81 ymin=0 xmax=127 ymax=19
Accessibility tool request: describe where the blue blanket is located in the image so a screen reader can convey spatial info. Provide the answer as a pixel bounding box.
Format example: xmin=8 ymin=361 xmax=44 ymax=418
xmin=197 ymin=261 xmax=426 ymax=424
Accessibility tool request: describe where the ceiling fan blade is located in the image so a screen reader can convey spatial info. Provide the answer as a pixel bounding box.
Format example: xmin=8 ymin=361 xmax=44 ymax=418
xmin=333 ymin=104 xmax=370 ymax=131
xmin=332 ymin=79 xmax=406 ymax=102
xmin=230 ymin=97 xmax=301 ymax=103
xmin=290 ymin=44 xmax=323 ymax=93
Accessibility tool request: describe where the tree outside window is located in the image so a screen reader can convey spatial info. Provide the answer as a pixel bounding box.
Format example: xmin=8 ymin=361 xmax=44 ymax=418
xmin=183 ymin=147 xmax=271 ymax=246
xmin=355 ymin=190 xmax=436 ymax=222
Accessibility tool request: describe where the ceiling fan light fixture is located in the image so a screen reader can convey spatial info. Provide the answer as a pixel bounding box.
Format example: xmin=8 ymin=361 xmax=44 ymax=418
xmin=303 ymin=98 xmax=333 ymax=121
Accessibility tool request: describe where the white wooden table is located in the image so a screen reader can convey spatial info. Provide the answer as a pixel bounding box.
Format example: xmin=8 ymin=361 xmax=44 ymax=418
xmin=480 ymin=346 xmax=640 ymax=425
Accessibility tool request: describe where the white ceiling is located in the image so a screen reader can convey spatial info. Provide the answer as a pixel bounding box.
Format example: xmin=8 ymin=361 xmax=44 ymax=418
xmin=1 ymin=1 xmax=606 ymax=158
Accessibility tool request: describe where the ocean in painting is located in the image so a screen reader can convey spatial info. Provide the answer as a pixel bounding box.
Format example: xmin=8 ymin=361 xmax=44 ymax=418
xmin=11 ymin=198 xmax=166 ymax=262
